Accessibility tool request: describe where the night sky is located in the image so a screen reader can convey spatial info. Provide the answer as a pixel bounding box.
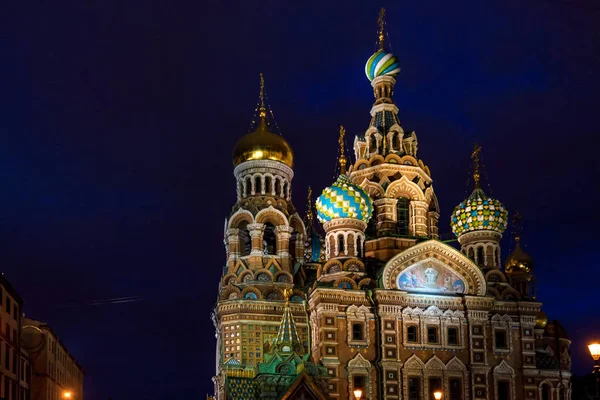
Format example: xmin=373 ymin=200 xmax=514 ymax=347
xmin=2 ymin=1 xmax=600 ymax=399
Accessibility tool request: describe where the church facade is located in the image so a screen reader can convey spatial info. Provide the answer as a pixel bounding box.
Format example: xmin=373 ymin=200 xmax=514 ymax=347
xmin=211 ymin=11 xmax=571 ymax=400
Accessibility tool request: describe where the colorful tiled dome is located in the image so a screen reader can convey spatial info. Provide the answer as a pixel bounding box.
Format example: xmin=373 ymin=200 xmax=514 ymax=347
xmin=365 ymin=49 xmax=401 ymax=81
xmin=450 ymin=188 xmax=508 ymax=237
xmin=315 ymin=175 xmax=373 ymax=223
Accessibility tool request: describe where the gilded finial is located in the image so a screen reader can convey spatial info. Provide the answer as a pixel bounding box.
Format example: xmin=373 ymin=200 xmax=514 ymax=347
xmin=471 ymin=143 xmax=481 ymax=189
xmin=283 ymin=287 xmax=293 ymax=305
xmin=306 ymin=186 xmax=314 ymax=226
xmin=377 ymin=8 xmax=386 ymax=50
xmin=259 ymin=73 xmax=266 ymax=118
xmin=338 ymin=125 xmax=347 ymax=174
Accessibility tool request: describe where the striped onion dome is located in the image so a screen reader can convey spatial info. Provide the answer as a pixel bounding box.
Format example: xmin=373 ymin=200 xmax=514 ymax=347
xmin=450 ymin=188 xmax=508 ymax=238
xmin=365 ymin=49 xmax=401 ymax=81
xmin=315 ymin=175 xmax=373 ymax=223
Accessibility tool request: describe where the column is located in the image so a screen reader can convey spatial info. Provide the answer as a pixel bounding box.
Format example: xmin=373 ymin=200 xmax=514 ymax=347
xmin=374 ymin=198 xmax=397 ymax=236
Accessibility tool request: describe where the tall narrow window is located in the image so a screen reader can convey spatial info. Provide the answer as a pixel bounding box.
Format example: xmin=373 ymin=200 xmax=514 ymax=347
xmin=427 ymin=327 xmax=438 ymax=343
xmin=407 ymin=326 xmax=418 ymax=343
xmin=542 ymin=385 xmax=551 ymax=400
xmin=353 ymin=375 xmax=365 ymax=392
xmin=447 ymin=327 xmax=459 ymax=345
xmin=366 ymin=209 xmax=378 ymax=238
xmin=449 ymin=378 xmax=462 ymax=400
xmin=352 ymin=323 xmax=363 ymax=341
xmin=396 ymin=198 xmax=410 ymax=236
xmin=429 ymin=377 xmax=442 ymax=400
xmin=476 ymin=246 xmax=485 ymax=266
xmin=497 ymin=380 xmax=510 ymax=400
xmin=408 ymin=377 xmax=420 ymax=400
xmin=255 ymin=176 xmax=262 ymax=194
xmin=238 ymin=222 xmax=252 ymax=256
xmin=265 ymin=176 xmax=272 ymax=195
xmin=263 ymin=223 xmax=277 ymax=255
xmin=338 ymin=235 xmax=345 ymax=254
xmin=495 ymin=330 xmax=507 ymax=349
xmin=274 ymin=178 xmax=281 ymax=197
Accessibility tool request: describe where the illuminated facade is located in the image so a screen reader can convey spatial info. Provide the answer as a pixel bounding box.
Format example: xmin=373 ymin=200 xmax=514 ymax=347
xmin=212 ymin=10 xmax=571 ymax=400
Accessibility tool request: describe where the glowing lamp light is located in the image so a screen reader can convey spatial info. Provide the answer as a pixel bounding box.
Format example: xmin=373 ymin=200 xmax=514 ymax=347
xmin=63 ymin=392 xmax=72 ymax=399
xmin=353 ymin=389 xmax=363 ymax=400
xmin=433 ymin=391 xmax=443 ymax=400
xmin=252 ymin=150 xmax=264 ymax=159
xmin=589 ymin=342 xmax=600 ymax=360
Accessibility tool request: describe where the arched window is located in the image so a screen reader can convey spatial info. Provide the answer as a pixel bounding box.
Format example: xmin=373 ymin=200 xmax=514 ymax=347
xmin=476 ymin=246 xmax=485 ymax=266
xmin=338 ymin=235 xmax=345 ymax=255
xmin=290 ymin=231 xmax=298 ymax=260
xmin=468 ymin=247 xmax=475 ymax=260
xmin=396 ymin=197 xmax=410 ymax=236
xmin=274 ymin=178 xmax=281 ymax=197
xmin=246 ymin=177 xmax=253 ymax=195
xmin=263 ymin=223 xmax=277 ymax=255
xmin=357 ymin=237 xmax=363 ymax=257
xmin=238 ymin=222 xmax=251 ymax=256
xmin=254 ymin=175 xmax=262 ymax=195
xmin=541 ymin=384 xmax=552 ymax=400
xmin=265 ymin=176 xmax=272 ymax=195
xmin=282 ymin=182 xmax=288 ymax=199
xmin=366 ymin=209 xmax=378 ymax=238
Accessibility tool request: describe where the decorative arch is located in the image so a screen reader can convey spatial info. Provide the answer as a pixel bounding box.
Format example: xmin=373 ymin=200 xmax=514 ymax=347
xmin=400 ymin=155 xmax=419 ymax=166
xmin=236 ymin=270 xmax=254 ymax=283
xmin=241 ymin=287 xmax=262 ymax=300
xmin=262 ymin=288 xmax=285 ymax=300
xmin=385 ymin=153 xmax=403 ymax=164
xmin=255 ymin=206 xmax=289 ymax=226
xmin=323 ymin=259 xmax=343 ymax=275
xmin=385 ymin=175 xmax=426 ymax=201
xmin=494 ymin=360 xmax=515 ymax=376
xmin=368 ymin=154 xmax=385 ymax=167
xmin=220 ymin=286 xmax=241 ymax=300
xmin=274 ymin=271 xmax=293 ymax=283
xmin=501 ymin=286 xmax=522 ymax=301
xmin=358 ymin=178 xmax=384 ymax=199
xmin=424 ymin=187 xmax=440 ymax=212
xmin=358 ymin=278 xmax=375 ymax=289
xmin=228 ymin=208 xmax=254 ymax=229
xmin=289 ymin=213 xmax=307 ymax=237
xmin=334 ymin=277 xmax=357 ymax=290
xmin=254 ymin=269 xmax=273 ymax=282
xmin=348 ymin=352 xmax=371 ymax=369
xmin=381 ymin=240 xmax=486 ymax=296
xmin=425 ymin=355 xmax=446 ymax=371
xmin=343 ymin=259 xmax=365 ymax=273
xmin=486 ymin=286 xmax=501 ymax=300
xmin=485 ymin=269 xmax=507 ymax=283
xmin=446 ymin=357 xmax=467 ymax=372
xmin=404 ymin=354 xmax=426 ymax=370
xmin=222 ymin=273 xmax=237 ymax=287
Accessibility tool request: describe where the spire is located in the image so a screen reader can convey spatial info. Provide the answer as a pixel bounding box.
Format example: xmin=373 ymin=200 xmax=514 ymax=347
xmin=272 ymin=288 xmax=301 ymax=352
xmin=306 ymin=186 xmax=314 ymax=227
xmin=338 ymin=125 xmax=347 ymax=175
xmin=257 ymin=72 xmax=268 ymax=129
xmin=377 ymin=8 xmax=386 ymax=50
xmin=471 ymin=143 xmax=482 ymax=189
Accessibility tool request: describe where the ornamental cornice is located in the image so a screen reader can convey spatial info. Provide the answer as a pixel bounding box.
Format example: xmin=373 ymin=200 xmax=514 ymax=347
xmin=349 ymin=164 xmax=432 ymax=185
xmin=217 ymin=300 xmax=306 ymax=316
xmin=323 ymin=218 xmax=367 ymax=232
xmin=458 ymin=230 xmax=502 ymax=245
xmin=234 ymin=160 xmax=294 ymax=180
xmin=369 ymin=102 xmax=399 ymax=117
xmin=308 ymin=288 xmax=370 ymax=309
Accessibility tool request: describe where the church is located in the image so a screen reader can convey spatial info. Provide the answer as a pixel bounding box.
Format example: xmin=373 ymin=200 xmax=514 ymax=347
xmin=211 ymin=10 xmax=572 ymax=400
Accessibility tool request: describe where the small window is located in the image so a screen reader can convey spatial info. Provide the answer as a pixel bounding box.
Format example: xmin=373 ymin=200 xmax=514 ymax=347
xmin=352 ymin=323 xmax=363 ymax=341
xmin=449 ymin=378 xmax=462 ymax=400
xmin=448 ymin=327 xmax=458 ymax=345
xmin=408 ymin=377 xmax=420 ymax=400
xmin=427 ymin=327 xmax=438 ymax=343
xmin=495 ymin=330 xmax=507 ymax=349
xmin=407 ymin=326 xmax=418 ymax=343
xmin=429 ymin=377 xmax=442 ymax=400
xmin=353 ymin=375 xmax=365 ymax=392
xmin=497 ymin=380 xmax=510 ymax=400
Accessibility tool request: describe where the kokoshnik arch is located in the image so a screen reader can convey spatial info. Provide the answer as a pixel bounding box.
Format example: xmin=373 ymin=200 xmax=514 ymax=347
xmin=211 ymin=9 xmax=571 ymax=400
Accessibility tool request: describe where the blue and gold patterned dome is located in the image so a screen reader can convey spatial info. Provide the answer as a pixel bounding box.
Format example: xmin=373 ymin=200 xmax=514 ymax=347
xmin=451 ymin=188 xmax=508 ymax=237
xmin=315 ymin=175 xmax=373 ymax=223
xmin=365 ymin=49 xmax=401 ymax=82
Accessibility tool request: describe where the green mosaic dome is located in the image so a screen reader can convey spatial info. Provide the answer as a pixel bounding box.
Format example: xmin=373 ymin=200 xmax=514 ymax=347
xmin=451 ymin=188 xmax=508 ymax=237
xmin=315 ymin=174 xmax=373 ymax=223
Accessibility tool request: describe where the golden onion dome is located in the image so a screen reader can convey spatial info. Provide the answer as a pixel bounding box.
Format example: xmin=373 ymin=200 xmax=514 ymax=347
xmin=505 ymin=240 xmax=533 ymax=274
xmin=232 ymin=117 xmax=294 ymax=168
xmin=535 ymin=310 xmax=548 ymax=329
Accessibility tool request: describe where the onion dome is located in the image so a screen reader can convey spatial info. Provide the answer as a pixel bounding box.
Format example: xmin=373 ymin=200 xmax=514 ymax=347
xmin=315 ymin=175 xmax=373 ymax=223
xmin=536 ymin=310 xmax=548 ymax=329
xmin=451 ymin=188 xmax=508 ymax=237
xmin=505 ymin=239 xmax=533 ymax=274
xmin=365 ymin=49 xmax=401 ymax=82
xmin=232 ymin=74 xmax=294 ymax=168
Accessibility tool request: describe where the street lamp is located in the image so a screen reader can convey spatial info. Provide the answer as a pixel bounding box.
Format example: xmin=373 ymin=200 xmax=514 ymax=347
xmin=353 ymin=389 xmax=363 ymax=400
xmin=433 ymin=391 xmax=443 ymax=400
xmin=63 ymin=392 xmax=72 ymax=399
xmin=590 ymin=341 xmax=600 ymax=399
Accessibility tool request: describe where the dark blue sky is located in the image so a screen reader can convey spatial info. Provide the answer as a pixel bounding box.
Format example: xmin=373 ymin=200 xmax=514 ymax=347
xmin=2 ymin=1 xmax=599 ymax=399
